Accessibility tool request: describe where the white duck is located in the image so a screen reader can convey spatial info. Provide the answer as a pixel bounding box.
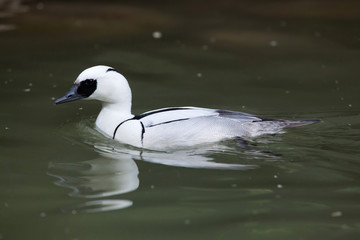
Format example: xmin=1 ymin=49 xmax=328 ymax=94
xmin=54 ymin=65 xmax=319 ymax=150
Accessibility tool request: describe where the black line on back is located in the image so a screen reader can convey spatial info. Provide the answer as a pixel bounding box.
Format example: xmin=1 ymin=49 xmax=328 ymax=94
xmin=133 ymin=107 xmax=191 ymax=120
xmin=113 ymin=107 xmax=192 ymax=141
xmin=148 ymin=118 xmax=190 ymax=128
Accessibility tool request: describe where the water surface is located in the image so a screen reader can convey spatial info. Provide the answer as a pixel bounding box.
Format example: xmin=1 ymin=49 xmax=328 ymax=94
xmin=1 ymin=1 xmax=360 ymax=239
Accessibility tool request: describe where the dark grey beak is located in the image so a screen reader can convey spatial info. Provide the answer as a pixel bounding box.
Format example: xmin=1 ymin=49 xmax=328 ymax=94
xmin=54 ymin=85 xmax=85 ymax=104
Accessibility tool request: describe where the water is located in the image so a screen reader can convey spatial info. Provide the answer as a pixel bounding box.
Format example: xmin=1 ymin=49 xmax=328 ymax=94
xmin=1 ymin=1 xmax=360 ymax=239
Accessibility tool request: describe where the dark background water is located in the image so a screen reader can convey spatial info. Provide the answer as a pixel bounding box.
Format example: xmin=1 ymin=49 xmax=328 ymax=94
xmin=1 ymin=0 xmax=360 ymax=239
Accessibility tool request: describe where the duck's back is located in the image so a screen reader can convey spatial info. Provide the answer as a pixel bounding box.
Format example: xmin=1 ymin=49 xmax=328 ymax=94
xmin=132 ymin=107 xmax=309 ymax=149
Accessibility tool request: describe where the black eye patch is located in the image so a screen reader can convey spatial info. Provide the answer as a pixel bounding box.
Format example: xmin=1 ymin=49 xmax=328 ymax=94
xmin=77 ymin=79 xmax=97 ymax=97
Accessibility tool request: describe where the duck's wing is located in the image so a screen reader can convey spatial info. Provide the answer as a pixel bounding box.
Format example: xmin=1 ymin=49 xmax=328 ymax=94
xmin=137 ymin=107 xmax=320 ymax=130
xmin=136 ymin=107 xmax=262 ymax=127
xmin=134 ymin=107 xmax=319 ymax=149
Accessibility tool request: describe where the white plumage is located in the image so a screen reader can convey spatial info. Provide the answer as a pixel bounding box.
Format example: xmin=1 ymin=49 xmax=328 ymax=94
xmin=54 ymin=65 xmax=319 ymax=150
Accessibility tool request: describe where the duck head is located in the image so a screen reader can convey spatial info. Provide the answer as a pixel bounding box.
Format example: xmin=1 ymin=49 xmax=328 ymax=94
xmin=54 ymin=65 xmax=132 ymax=107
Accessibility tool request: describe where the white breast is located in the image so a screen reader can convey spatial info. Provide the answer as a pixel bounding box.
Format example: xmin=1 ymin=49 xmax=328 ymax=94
xmin=113 ymin=120 xmax=144 ymax=148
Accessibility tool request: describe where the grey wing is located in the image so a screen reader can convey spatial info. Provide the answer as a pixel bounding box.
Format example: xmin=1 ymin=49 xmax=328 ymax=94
xmin=139 ymin=107 xmax=319 ymax=129
xmin=139 ymin=107 xmax=262 ymax=127
xmin=215 ymin=109 xmax=262 ymax=122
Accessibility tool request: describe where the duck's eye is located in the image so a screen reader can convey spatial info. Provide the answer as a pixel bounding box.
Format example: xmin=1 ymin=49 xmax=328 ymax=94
xmin=84 ymin=79 xmax=94 ymax=85
xmin=77 ymin=79 xmax=97 ymax=97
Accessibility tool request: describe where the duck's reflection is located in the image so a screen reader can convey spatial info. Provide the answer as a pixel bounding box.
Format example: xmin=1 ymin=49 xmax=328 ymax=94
xmin=48 ymin=156 xmax=139 ymax=198
xmin=48 ymin=151 xmax=139 ymax=213
xmin=60 ymin=199 xmax=133 ymax=214
xmin=95 ymin=142 xmax=257 ymax=170
xmin=48 ymin=144 xmax=259 ymax=213
xmin=49 ymin=126 xmax=277 ymax=213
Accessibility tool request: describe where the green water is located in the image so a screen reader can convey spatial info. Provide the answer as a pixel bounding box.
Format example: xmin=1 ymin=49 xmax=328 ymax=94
xmin=1 ymin=1 xmax=360 ymax=239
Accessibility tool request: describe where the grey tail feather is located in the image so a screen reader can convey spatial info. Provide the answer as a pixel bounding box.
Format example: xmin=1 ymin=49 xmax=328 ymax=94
xmin=282 ymin=119 xmax=321 ymax=128
xmin=255 ymin=115 xmax=321 ymax=128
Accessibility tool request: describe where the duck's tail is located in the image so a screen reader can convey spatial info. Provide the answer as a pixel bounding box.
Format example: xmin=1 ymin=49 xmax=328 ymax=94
xmin=282 ymin=119 xmax=321 ymax=128
xmin=255 ymin=116 xmax=321 ymax=129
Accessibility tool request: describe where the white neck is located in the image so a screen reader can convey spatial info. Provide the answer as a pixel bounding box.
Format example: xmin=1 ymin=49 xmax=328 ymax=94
xmin=95 ymin=102 xmax=134 ymax=137
xmin=82 ymin=69 xmax=135 ymax=137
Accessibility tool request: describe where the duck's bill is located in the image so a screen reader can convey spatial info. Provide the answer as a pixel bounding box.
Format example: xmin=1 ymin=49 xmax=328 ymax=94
xmin=54 ymin=85 xmax=85 ymax=104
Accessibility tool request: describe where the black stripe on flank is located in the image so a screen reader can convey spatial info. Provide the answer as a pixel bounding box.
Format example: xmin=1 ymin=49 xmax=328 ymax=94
xmin=113 ymin=118 xmax=146 ymax=145
xmin=134 ymin=107 xmax=192 ymax=120
xmin=148 ymin=118 xmax=190 ymax=127
xmin=112 ymin=118 xmax=133 ymax=139
xmin=140 ymin=121 xmax=145 ymax=145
